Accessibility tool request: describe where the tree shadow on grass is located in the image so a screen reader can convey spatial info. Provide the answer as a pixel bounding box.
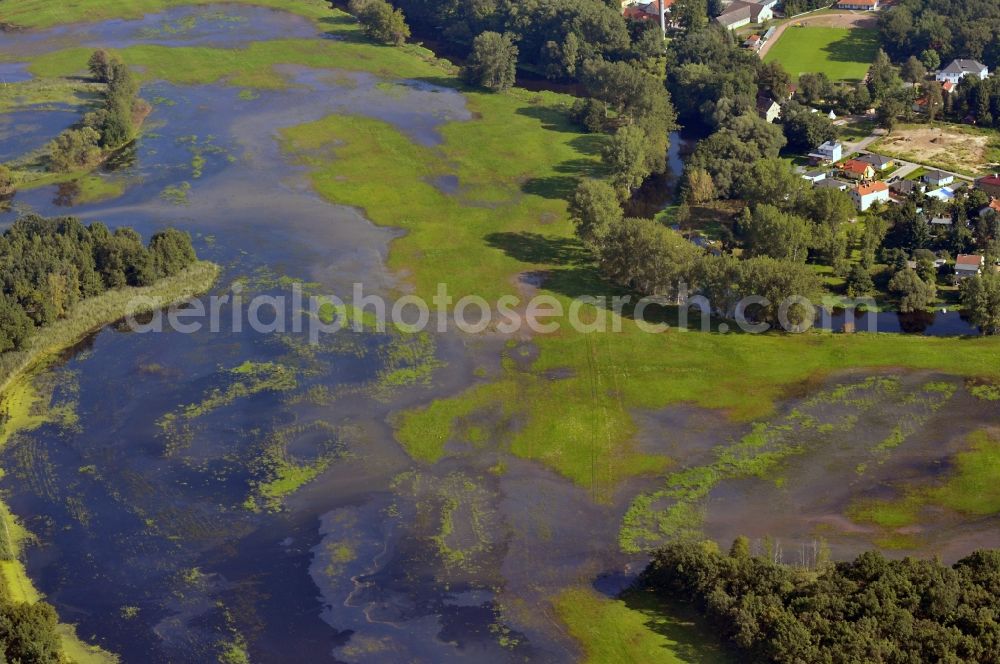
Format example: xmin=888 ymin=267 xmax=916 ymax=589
xmin=621 ymin=589 xmax=736 ymax=664
xmin=567 ymin=133 xmax=608 ymax=157
xmin=485 ymin=231 xmax=588 ymax=266
xmin=822 ymin=30 xmax=877 ymax=66
xmin=521 ymin=156 xmax=604 ymax=201
xmin=485 ymin=231 xmax=735 ymax=331
xmin=521 ymin=174 xmax=579 ymax=200
xmin=515 ymin=104 xmax=580 ymax=133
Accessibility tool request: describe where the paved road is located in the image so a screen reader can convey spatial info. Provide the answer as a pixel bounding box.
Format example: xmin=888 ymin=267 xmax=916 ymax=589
xmin=844 ymin=127 xmax=885 ymax=154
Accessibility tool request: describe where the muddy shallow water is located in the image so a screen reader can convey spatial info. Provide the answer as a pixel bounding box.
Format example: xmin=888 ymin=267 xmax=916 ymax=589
xmin=1 ymin=6 xmax=999 ymax=664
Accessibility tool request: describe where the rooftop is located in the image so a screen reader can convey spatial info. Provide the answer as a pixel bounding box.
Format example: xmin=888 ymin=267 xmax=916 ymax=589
xmin=941 ymin=59 xmax=987 ymax=74
xmin=854 ymin=181 xmax=888 ymax=196
xmin=956 ymin=254 xmax=984 ymax=268
xmin=842 ymin=159 xmax=872 ymax=174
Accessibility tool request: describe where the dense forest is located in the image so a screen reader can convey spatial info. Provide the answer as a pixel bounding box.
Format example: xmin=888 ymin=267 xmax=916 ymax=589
xmin=880 ymin=0 xmax=1000 ymax=69
xmin=641 ymin=539 xmax=1000 ymax=663
xmin=391 ymin=0 xmax=666 ymax=80
xmin=0 ymin=215 xmax=198 ymax=352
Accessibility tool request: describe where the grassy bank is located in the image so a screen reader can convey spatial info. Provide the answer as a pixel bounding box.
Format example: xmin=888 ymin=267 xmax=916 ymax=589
xmin=0 ymin=260 xmax=218 ymax=663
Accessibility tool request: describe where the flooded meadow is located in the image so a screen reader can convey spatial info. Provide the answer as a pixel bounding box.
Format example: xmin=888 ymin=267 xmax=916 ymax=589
xmin=1 ymin=4 xmax=999 ymax=662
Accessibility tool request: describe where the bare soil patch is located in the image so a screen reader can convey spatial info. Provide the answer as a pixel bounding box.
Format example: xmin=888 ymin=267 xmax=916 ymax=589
xmin=875 ymin=125 xmax=996 ymax=176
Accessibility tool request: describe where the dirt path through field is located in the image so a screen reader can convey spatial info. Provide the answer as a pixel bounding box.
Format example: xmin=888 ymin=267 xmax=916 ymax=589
xmin=757 ymin=11 xmax=879 ymax=59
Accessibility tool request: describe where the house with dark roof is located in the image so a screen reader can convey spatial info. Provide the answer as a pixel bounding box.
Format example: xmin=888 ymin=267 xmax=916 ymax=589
xmin=858 ymin=154 xmax=895 ymax=171
xmin=936 ymin=59 xmax=989 ymax=84
xmin=715 ymin=1 xmax=772 ymax=30
xmin=923 ymin=170 xmax=954 ymax=187
xmin=814 ymin=178 xmax=850 ymax=191
xmin=756 ymin=94 xmax=780 ymax=123
xmin=889 ymin=179 xmax=924 ymax=198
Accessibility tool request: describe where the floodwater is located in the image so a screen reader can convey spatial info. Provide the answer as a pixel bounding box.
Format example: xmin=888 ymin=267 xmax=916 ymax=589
xmin=0 ymin=5 xmax=998 ymax=664
xmin=0 ymin=104 xmax=78 ymax=162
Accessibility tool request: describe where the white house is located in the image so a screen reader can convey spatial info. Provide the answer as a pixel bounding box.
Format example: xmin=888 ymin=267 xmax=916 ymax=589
xmin=802 ymin=169 xmax=827 ymax=183
xmin=954 ymin=254 xmax=985 ymax=281
xmin=923 ymin=169 xmax=954 ymax=187
xmin=850 ymin=181 xmax=889 ymax=211
xmin=936 ymin=59 xmax=989 ymax=84
xmin=808 ymin=140 xmax=842 ymax=163
xmin=756 ymin=94 xmax=781 ymax=123
xmin=715 ymin=1 xmax=772 ymax=30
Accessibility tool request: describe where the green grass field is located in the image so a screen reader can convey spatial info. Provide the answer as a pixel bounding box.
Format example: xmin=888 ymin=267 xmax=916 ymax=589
xmin=764 ymin=26 xmax=878 ymax=81
xmin=554 ymin=588 xmax=733 ymax=664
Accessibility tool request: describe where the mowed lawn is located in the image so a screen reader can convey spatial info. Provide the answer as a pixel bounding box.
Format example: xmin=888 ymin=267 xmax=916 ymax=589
xmin=764 ymin=26 xmax=878 ymax=81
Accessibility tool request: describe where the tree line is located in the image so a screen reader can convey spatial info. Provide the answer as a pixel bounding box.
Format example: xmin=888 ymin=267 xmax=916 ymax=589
xmin=0 ymin=215 xmax=198 ymax=353
xmin=46 ymin=50 xmax=148 ymax=173
xmin=570 ymin=177 xmax=822 ymax=328
xmin=640 ymin=538 xmax=1000 ymax=663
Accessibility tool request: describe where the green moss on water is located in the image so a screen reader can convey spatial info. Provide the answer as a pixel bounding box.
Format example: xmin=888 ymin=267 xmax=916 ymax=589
xmin=620 ymin=377 xmax=956 ymax=552
xmin=968 ymin=380 xmax=1000 ymax=401
xmin=243 ymin=420 xmax=348 ymax=512
xmin=848 ymin=429 xmax=1000 ymax=547
xmin=160 ymin=181 xmax=191 ymax=205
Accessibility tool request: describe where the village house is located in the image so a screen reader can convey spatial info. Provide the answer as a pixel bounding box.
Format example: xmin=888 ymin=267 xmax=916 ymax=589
xmin=858 ymin=154 xmax=895 ymax=172
xmin=923 ymin=170 xmax=955 ymax=187
xmin=936 ymin=59 xmax=989 ymax=84
xmin=835 ymin=0 xmax=879 ymax=9
xmin=976 ymin=174 xmax=1000 ymax=198
xmin=814 ymin=178 xmax=850 ymax=191
xmin=850 ymin=181 xmax=890 ymax=211
xmin=889 ymin=179 xmax=924 ymax=198
xmin=756 ymin=94 xmax=781 ymax=123
xmin=801 ymin=169 xmax=827 ymax=183
xmin=743 ymin=34 xmax=762 ymax=50
xmin=715 ymin=1 xmax=772 ymax=30
xmin=954 ymin=254 xmax=985 ymax=282
xmin=623 ymin=0 xmax=673 ymax=21
xmin=808 ymin=140 xmax=842 ymax=164
xmin=841 ymin=159 xmax=876 ymax=181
